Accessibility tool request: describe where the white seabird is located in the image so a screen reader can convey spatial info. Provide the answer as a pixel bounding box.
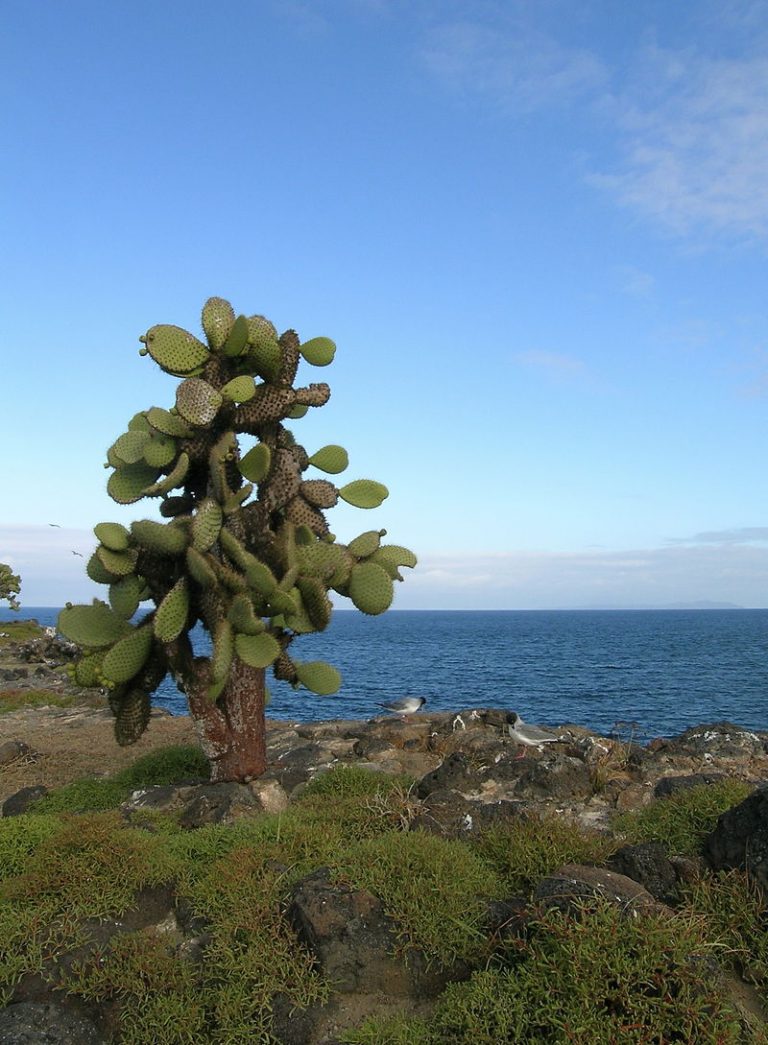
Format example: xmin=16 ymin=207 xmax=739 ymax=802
xmin=507 ymin=712 xmax=562 ymax=759
xmin=376 ymin=696 xmax=426 ymax=719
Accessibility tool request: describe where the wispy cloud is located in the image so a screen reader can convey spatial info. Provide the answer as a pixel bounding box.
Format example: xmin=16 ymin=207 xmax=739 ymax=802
xmin=513 ymin=349 xmax=586 ymax=378
xmin=593 ymin=47 xmax=768 ymax=240
xmin=673 ymin=527 xmax=768 ymax=544
xmin=616 ymin=265 xmax=655 ymax=298
xmin=420 ymin=18 xmax=605 ymax=112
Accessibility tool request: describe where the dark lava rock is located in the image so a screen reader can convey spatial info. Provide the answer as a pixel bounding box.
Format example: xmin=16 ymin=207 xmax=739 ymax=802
xmin=654 ymin=773 xmax=727 ymax=799
xmin=513 ymin=755 xmax=593 ymax=800
xmin=416 ymin=752 xmax=484 ymax=798
xmin=121 ymin=782 xmax=260 ymax=828
xmin=703 ymin=785 xmax=768 ymax=889
xmin=288 ymin=867 xmax=468 ymax=997
xmin=2 ymin=786 xmax=48 ymax=818
xmin=0 ymin=1001 xmax=105 ymax=1044
xmin=410 ymin=788 xmax=525 ymax=837
xmin=659 ymin=723 xmax=765 ymax=759
xmin=605 ymin=842 xmax=679 ymax=905
xmin=534 ymin=863 xmax=668 ymax=917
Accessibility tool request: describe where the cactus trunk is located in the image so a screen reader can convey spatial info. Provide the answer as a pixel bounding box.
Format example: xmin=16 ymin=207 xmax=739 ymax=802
xmin=186 ymin=659 xmax=267 ymax=783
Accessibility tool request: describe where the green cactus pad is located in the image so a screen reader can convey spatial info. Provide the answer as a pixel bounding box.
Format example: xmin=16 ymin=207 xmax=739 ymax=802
xmin=246 ymin=320 xmax=282 ymax=381
xmin=191 ymin=498 xmax=223 ymax=552
xmin=348 ymin=561 xmax=394 ymax=615
xmin=201 ymin=296 xmax=235 ymax=351
xmin=112 ymin=430 xmax=150 ymax=465
xmin=109 ymin=575 xmax=143 ymax=619
xmin=186 ymin=546 xmax=218 ymax=588
xmin=308 ymin=445 xmax=349 ymax=474
xmin=211 ymin=620 xmax=234 ymax=683
xmin=223 ymin=483 xmax=254 ymax=515
xmin=86 ymin=551 xmax=119 ymax=585
xmin=93 ymin=522 xmax=130 ymax=552
xmin=227 ymin=593 xmax=265 ymax=635
xmin=146 ymin=407 xmax=194 ymax=438
xmin=244 ymin=558 xmax=278 ymax=596
xmin=299 ymin=336 xmax=336 ymax=367
xmin=115 ymin=688 xmax=151 ymax=746
xmin=239 ymin=443 xmax=272 ymax=483
xmin=108 ymin=463 xmax=161 ymax=505
xmin=175 ymin=378 xmax=223 ymax=427
xmin=143 ymin=324 xmax=211 ymax=375
xmin=221 ymin=314 xmax=250 ymax=357
xmin=220 ymin=375 xmax=256 ymax=403
xmin=266 ymin=588 xmax=297 ymax=617
xmin=300 ymin=479 xmax=339 ymax=509
xmin=58 ymin=602 xmax=133 ymax=649
xmin=347 ymin=529 xmax=386 ymax=559
xmin=154 ymin=578 xmax=190 ymax=642
xmin=143 ymin=433 xmax=178 ymax=468
xmin=130 ymin=519 xmax=188 ymax=556
xmin=339 ymin=479 xmax=389 ymax=509
xmin=73 ymin=651 xmax=106 ymax=688
xmin=288 ymin=404 xmax=308 ymax=419
xmin=234 ymin=631 xmax=281 ymax=669
xmin=295 ymin=660 xmax=342 ymax=695
xmin=96 ymin=545 xmax=138 ymax=577
xmin=369 ymin=545 xmax=418 ymax=579
xmin=296 ymin=577 xmax=332 ymax=631
xmin=142 ymin=452 xmax=189 ymax=496
xmin=127 ymin=412 xmax=151 ymax=432
xmin=102 ymin=624 xmax=154 ymax=685
xmin=296 ymin=541 xmax=348 ymax=583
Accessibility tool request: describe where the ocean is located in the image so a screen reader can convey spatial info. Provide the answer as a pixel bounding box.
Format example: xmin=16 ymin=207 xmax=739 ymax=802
xmin=2 ymin=608 xmax=766 ymax=743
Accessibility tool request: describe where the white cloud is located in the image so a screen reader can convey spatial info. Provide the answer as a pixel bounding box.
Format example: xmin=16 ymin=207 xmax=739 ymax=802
xmin=420 ymin=18 xmax=605 ymax=112
xmin=674 ymin=526 xmax=768 ymax=544
xmin=593 ymin=48 xmax=768 ymax=240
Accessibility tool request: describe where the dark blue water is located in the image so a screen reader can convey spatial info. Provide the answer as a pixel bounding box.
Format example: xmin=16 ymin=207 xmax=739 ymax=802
xmin=3 ymin=608 xmax=766 ymax=742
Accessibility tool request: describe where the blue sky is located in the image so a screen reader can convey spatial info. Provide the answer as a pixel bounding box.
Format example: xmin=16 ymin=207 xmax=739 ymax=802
xmin=2 ymin=0 xmax=767 ymax=609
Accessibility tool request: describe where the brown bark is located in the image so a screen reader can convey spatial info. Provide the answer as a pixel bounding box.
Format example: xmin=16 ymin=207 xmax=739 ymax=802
xmin=185 ymin=657 xmax=268 ymax=783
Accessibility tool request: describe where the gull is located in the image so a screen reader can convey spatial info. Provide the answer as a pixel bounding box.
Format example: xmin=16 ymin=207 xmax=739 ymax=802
xmin=376 ymin=696 xmax=426 ymax=720
xmin=507 ymin=712 xmax=562 ymax=759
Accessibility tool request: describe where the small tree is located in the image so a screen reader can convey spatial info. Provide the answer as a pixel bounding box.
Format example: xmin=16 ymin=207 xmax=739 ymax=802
xmin=59 ymin=298 xmax=416 ymax=782
xmin=0 ymin=563 xmax=21 ymax=611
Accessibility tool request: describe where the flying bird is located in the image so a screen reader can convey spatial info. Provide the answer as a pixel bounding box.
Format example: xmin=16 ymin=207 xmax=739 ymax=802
xmin=507 ymin=712 xmax=562 ymax=759
xmin=71 ymin=550 xmax=84 ymax=557
xmin=48 ymin=523 xmax=61 ymax=528
xmin=376 ymin=696 xmax=426 ymax=719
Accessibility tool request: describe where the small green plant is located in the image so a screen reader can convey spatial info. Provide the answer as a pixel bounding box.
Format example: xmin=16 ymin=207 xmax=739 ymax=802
xmin=614 ymin=780 xmax=754 ymax=856
xmin=471 ymin=814 xmax=616 ymax=897
xmin=0 ymin=689 xmax=93 ymax=715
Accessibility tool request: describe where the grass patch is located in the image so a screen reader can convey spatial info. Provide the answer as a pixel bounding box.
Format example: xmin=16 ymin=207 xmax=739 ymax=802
xmin=0 ymin=619 xmax=44 ymax=646
xmin=471 ymin=814 xmax=616 ymax=897
xmin=614 ymin=780 xmax=754 ymax=857
xmin=0 ymin=688 xmax=97 ymax=715
xmin=31 ymin=744 xmax=210 ymax=815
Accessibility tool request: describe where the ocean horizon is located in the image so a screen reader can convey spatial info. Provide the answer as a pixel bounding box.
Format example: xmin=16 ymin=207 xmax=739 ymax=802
xmin=3 ymin=606 xmax=766 ymax=743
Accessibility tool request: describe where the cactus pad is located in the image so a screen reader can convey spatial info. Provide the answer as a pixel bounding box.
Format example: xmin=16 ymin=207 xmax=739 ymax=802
xmin=211 ymin=620 xmax=234 ymax=683
xmin=143 ymin=432 xmax=178 ymax=468
xmin=202 ymin=296 xmax=235 ymax=351
xmin=295 ymin=660 xmax=342 ymax=695
xmin=300 ymin=479 xmax=339 ymax=509
xmin=348 ymin=561 xmax=394 ymax=615
xmin=369 ymin=544 xmax=418 ymax=579
xmin=347 ymin=529 xmax=386 ymax=559
xmin=154 ymin=578 xmax=190 ymax=642
xmin=308 ymin=445 xmax=349 ymax=474
xmin=142 ymin=452 xmax=189 ymax=496
xmin=114 ymin=688 xmax=151 ymax=746
xmin=227 ymin=593 xmax=265 ymax=635
xmin=109 ymin=575 xmax=143 ymax=619
xmin=299 ymin=336 xmax=336 ymax=366
xmin=146 ymin=407 xmax=194 ymax=438
xmin=143 ymin=324 xmax=211 ymax=374
xmin=112 ymin=431 xmax=150 ymax=465
xmin=221 ymin=314 xmax=250 ymax=357
xmin=186 ymin=546 xmax=219 ymax=588
xmin=86 ymin=551 xmax=118 ymax=585
xmin=73 ymin=651 xmax=106 ymax=688
xmin=176 ymin=378 xmax=223 ymax=427
xmin=221 ymin=375 xmax=256 ymax=403
xmin=339 ymin=479 xmax=389 ymax=509
xmin=234 ymin=631 xmax=281 ymax=669
xmin=58 ymin=602 xmax=133 ymax=649
xmin=239 ymin=443 xmax=272 ymax=482
xmin=94 ymin=522 xmax=130 ymax=552
xmin=108 ymin=463 xmax=161 ymax=504
xmin=96 ymin=545 xmax=138 ymax=577
xmin=102 ymin=624 xmax=154 ymax=685
xmin=192 ymin=498 xmax=223 ymax=552
xmin=131 ymin=519 xmax=188 ymax=556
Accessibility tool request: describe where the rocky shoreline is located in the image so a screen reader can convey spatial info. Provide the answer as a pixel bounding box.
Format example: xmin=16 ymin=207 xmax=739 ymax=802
xmin=2 ymin=625 xmax=768 ymax=1042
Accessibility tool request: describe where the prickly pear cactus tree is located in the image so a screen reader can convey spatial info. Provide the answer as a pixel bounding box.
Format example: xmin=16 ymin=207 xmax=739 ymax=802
xmin=0 ymin=563 xmax=21 ymax=611
xmin=59 ymin=298 xmax=416 ymax=782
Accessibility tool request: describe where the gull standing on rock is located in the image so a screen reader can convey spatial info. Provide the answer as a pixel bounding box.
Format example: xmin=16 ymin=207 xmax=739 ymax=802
xmin=507 ymin=712 xmax=562 ymax=759
xmin=376 ymin=697 xmax=426 ymax=720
